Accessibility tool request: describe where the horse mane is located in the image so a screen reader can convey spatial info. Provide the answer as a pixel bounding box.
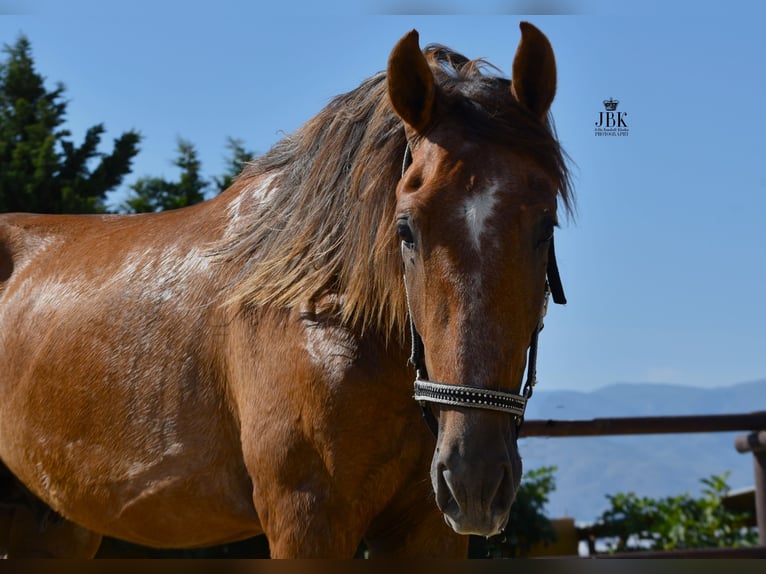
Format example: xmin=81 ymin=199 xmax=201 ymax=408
xmin=215 ymin=44 xmax=573 ymax=341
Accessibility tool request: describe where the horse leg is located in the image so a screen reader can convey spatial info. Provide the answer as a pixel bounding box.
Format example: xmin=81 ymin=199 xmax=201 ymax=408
xmin=256 ymin=489 xmax=365 ymax=559
xmin=365 ymin=515 xmax=467 ymax=558
xmin=5 ymin=504 xmax=102 ymax=558
xmin=364 ymin=481 xmax=468 ymax=558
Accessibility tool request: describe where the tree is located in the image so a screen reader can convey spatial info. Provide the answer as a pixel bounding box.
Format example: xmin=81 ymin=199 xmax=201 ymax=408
xmin=122 ymin=138 xmax=208 ymax=213
xmin=0 ymin=35 xmax=140 ymax=214
xmin=122 ymin=136 xmax=255 ymax=213
xmin=595 ymin=472 xmax=758 ymax=553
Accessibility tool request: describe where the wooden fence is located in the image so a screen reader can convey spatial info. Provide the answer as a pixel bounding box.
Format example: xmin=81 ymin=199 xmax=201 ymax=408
xmin=518 ymin=411 xmax=766 ymax=558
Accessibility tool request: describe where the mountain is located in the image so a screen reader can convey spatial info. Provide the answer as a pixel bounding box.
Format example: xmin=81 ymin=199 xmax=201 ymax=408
xmin=518 ymin=379 xmax=766 ymax=523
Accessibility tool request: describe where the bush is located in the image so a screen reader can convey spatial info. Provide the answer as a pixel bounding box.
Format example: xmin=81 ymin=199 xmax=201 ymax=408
xmin=595 ymin=472 xmax=758 ymax=553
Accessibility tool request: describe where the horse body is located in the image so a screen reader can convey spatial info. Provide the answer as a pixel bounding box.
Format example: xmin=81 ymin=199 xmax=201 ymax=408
xmin=0 ymin=22 xmax=571 ymax=558
xmin=0 ymin=202 xmax=260 ymax=547
xmin=0 ymin=179 xmax=459 ymax=557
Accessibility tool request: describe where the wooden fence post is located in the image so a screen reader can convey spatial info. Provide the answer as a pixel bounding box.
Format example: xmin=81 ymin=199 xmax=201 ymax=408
xmin=734 ymin=430 xmax=766 ymax=545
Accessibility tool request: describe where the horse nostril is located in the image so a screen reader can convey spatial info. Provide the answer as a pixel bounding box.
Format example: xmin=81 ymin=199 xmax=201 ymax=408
xmin=435 ymin=464 xmax=449 ymax=509
xmin=435 ymin=465 xmax=459 ymax=515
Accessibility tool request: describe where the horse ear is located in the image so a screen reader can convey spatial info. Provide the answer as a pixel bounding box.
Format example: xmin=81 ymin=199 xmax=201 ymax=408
xmin=387 ymin=29 xmax=435 ymax=133
xmin=511 ymin=22 xmax=557 ymax=119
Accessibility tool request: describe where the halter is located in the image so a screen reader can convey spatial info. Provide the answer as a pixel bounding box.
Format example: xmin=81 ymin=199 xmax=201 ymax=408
xmin=400 ymin=143 xmax=567 ymax=436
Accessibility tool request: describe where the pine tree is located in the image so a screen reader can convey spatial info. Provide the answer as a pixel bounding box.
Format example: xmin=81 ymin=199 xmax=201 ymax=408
xmin=0 ymin=35 xmax=140 ymax=213
xmin=122 ymin=136 xmax=256 ymax=213
xmin=122 ymin=138 xmax=209 ymax=213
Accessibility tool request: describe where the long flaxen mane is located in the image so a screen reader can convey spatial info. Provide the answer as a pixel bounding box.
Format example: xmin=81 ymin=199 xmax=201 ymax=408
xmin=216 ymin=44 xmax=573 ymax=340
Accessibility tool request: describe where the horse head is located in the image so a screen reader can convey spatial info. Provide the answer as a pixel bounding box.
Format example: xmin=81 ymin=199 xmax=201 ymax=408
xmin=387 ymin=22 xmax=569 ymax=537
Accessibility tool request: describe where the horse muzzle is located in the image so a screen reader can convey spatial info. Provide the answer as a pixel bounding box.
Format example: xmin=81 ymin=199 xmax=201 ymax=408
xmin=430 ymin=410 xmax=522 ymax=536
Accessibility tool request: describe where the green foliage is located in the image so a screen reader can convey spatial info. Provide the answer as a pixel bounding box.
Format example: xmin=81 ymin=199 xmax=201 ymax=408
xmin=0 ymin=35 xmax=253 ymax=217
xmin=0 ymin=35 xmax=140 ymax=213
xmin=122 ymin=138 xmax=207 ymax=213
xmin=596 ymin=472 xmax=758 ymax=553
xmin=469 ymin=466 xmax=558 ymax=558
xmin=122 ymin=136 xmax=255 ymax=213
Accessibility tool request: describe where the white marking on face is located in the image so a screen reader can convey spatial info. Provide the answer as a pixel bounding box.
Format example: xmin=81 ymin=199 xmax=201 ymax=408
xmin=463 ymin=182 xmax=500 ymax=252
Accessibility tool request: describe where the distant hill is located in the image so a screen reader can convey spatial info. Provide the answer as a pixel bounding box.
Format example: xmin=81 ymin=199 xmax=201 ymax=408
xmin=518 ymin=379 xmax=766 ymax=523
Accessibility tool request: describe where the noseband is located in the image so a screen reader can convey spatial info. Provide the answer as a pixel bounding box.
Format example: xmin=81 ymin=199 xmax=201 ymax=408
xmin=400 ymin=143 xmax=567 ymax=436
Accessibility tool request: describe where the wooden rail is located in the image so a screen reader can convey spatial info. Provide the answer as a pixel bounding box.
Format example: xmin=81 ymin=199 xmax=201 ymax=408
xmin=519 ymin=411 xmax=766 ymax=437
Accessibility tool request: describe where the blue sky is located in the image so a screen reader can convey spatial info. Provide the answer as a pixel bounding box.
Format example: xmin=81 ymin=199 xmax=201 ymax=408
xmin=1 ymin=0 xmax=764 ymax=393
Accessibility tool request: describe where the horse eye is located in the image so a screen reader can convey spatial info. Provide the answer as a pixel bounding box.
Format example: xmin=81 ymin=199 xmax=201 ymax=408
xmin=397 ymin=219 xmax=415 ymax=245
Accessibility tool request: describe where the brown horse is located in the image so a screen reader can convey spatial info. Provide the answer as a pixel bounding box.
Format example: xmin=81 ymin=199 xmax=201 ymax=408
xmin=0 ymin=22 xmax=572 ymax=558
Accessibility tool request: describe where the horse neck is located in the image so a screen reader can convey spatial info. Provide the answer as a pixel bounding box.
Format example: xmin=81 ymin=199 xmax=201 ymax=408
xmin=209 ymin=171 xmax=274 ymax=239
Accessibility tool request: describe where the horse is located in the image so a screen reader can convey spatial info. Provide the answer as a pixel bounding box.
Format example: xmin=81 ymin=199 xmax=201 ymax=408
xmin=0 ymin=22 xmax=572 ymax=558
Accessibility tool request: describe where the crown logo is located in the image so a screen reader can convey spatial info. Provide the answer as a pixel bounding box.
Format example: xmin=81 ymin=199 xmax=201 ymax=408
xmin=603 ymin=98 xmax=619 ymax=111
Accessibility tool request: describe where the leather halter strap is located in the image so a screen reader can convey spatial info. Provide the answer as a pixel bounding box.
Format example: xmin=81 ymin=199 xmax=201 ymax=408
xmin=400 ymin=143 xmax=566 ymax=436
